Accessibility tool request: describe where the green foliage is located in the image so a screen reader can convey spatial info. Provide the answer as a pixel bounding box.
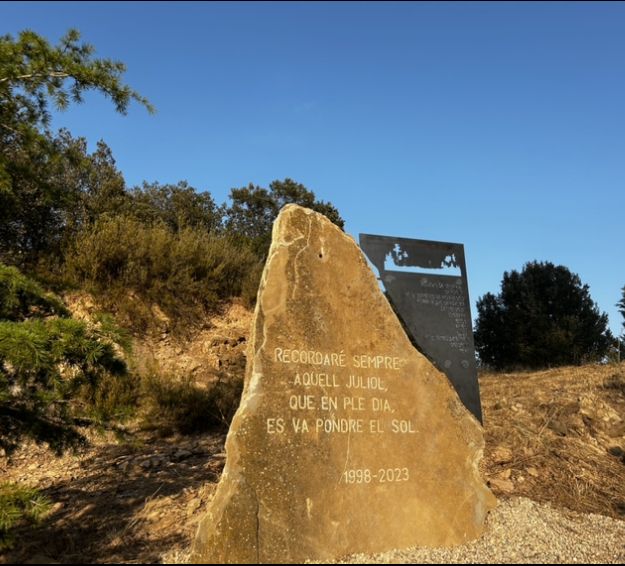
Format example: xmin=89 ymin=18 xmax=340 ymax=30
xmin=63 ymin=176 xmax=345 ymax=316
xmin=226 ymin=178 xmax=344 ymax=257
xmin=618 ymin=286 xmax=625 ymax=332
xmin=0 ymin=28 xmax=153 ymax=128
xmin=66 ymin=215 xmax=258 ymax=330
xmin=0 ymin=482 xmax=50 ymax=550
xmin=0 ymin=28 xmax=345 ymax=456
xmin=128 ymin=181 xmax=224 ymax=234
xmin=0 ymin=29 xmax=151 ymax=264
xmin=70 ymin=314 xmax=135 ymax=422
xmin=141 ymin=373 xmax=242 ymax=435
xmin=1 ymin=125 xmax=70 ymax=261
xmin=0 ymin=262 xmax=68 ymax=320
xmin=474 ymin=261 xmax=612 ymax=370
xmin=51 ymin=131 xmax=129 ymax=238
xmin=79 ymin=368 xmax=137 ymax=423
xmin=0 ymin=263 xmax=130 ymax=454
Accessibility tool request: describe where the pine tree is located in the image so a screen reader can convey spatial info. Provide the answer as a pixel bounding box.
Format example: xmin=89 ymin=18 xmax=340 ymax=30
xmin=0 ymin=263 xmax=130 ymax=455
xmin=0 ymin=29 xmax=152 ymax=264
xmin=474 ymin=261 xmax=612 ymax=370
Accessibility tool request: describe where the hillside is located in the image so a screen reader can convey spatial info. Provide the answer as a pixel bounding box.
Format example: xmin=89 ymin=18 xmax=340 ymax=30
xmin=482 ymin=364 xmax=625 ymax=518
xmin=1 ymin=302 xmax=624 ymax=563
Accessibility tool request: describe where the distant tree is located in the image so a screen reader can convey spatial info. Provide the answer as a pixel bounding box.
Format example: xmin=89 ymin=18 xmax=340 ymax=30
xmin=54 ymin=132 xmax=128 ymax=228
xmin=0 ymin=127 xmax=129 ymax=265
xmin=225 ymin=178 xmax=344 ymax=256
xmin=129 ymin=181 xmax=224 ymax=234
xmin=0 ymin=28 xmax=152 ymax=264
xmin=618 ymin=286 xmax=625 ymax=332
xmin=474 ymin=261 xmax=612 ymax=370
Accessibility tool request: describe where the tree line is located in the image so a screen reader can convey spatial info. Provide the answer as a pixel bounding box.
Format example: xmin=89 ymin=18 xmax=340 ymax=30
xmin=0 ymin=29 xmax=343 ymax=326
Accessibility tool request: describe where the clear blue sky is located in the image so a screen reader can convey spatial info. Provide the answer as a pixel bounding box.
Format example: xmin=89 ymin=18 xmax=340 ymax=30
xmin=4 ymin=1 xmax=625 ymax=336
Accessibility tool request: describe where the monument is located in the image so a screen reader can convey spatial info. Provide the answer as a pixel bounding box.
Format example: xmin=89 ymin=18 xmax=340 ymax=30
xmin=359 ymin=234 xmax=483 ymax=422
xmin=192 ymin=205 xmax=495 ymax=564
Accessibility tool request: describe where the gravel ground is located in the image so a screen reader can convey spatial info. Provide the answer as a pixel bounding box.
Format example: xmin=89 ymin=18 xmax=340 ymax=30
xmin=329 ymin=497 xmax=625 ymax=564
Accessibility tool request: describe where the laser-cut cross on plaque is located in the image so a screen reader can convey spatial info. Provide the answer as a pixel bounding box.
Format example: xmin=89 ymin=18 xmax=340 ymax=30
xmin=359 ymin=234 xmax=483 ymax=423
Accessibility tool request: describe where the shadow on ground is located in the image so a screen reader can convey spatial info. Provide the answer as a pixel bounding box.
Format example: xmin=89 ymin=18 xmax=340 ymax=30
xmin=2 ymin=433 xmax=226 ymax=564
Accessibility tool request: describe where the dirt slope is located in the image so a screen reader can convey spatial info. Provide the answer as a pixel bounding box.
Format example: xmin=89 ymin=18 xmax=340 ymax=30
xmin=2 ymin=300 xmax=624 ymax=563
xmin=481 ymin=364 xmax=625 ymax=518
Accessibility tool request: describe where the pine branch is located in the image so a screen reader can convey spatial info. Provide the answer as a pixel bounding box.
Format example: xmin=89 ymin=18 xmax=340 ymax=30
xmin=0 ymin=71 xmax=70 ymax=84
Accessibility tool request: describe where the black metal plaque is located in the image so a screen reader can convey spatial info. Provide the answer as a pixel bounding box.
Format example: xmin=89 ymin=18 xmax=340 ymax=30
xmin=359 ymin=234 xmax=483 ymax=423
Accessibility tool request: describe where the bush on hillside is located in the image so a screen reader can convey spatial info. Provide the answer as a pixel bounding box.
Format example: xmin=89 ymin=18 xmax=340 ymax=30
xmin=0 ymin=264 xmax=131 ymax=454
xmin=65 ymin=215 xmax=258 ymax=330
xmin=0 ymin=263 xmax=68 ymax=321
xmin=140 ymin=372 xmax=243 ymax=436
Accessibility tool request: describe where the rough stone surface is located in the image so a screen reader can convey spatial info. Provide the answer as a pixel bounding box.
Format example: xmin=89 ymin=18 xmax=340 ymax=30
xmin=192 ymin=205 xmax=495 ymax=564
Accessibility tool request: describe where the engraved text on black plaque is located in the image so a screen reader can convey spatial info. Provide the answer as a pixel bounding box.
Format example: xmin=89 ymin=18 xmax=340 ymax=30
xmin=359 ymin=234 xmax=483 ymax=423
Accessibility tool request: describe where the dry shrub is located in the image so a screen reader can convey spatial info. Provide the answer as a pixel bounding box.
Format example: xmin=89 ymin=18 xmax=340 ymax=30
xmin=65 ymin=215 xmax=258 ymax=331
xmin=603 ymin=371 xmax=625 ymax=396
xmin=140 ymin=372 xmax=242 ymax=436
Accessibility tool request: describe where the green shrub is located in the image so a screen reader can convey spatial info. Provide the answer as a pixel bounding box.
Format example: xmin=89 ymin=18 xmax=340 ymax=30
xmin=0 ymin=316 xmax=130 ymax=453
xmin=0 ymin=265 xmax=131 ymax=454
xmin=73 ymin=313 xmax=137 ymax=422
xmin=140 ymin=373 xmax=242 ymax=436
xmin=77 ymin=367 xmax=137 ymax=423
xmin=0 ymin=263 xmax=68 ymax=321
xmin=0 ymin=483 xmax=50 ymax=550
xmin=65 ymin=215 xmax=258 ymax=330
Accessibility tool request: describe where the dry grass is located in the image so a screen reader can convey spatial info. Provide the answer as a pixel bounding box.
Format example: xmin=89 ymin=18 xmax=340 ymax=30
xmin=481 ymin=363 xmax=625 ymax=518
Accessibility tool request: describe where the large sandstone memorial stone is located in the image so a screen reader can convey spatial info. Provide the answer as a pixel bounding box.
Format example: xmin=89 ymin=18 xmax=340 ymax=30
xmin=192 ymin=205 xmax=495 ymax=563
